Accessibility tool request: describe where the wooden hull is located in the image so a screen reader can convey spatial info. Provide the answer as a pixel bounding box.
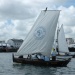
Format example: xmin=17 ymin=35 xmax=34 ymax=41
xmin=57 ymin=54 xmax=75 ymax=58
xmin=72 ymin=55 xmax=75 ymax=58
xmin=12 ymin=55 xmax=71 ymax=67
xmin=67 ymin=54 xmax=75 ymax=58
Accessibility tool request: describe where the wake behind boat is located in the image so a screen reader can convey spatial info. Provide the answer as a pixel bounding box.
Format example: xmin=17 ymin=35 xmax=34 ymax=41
xmin=12 ymin=8 xmax=71 ymax=67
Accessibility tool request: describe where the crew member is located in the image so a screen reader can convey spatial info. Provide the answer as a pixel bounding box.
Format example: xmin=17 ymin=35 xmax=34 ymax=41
xmin=51 ymin=48 xmax=56 ymax=61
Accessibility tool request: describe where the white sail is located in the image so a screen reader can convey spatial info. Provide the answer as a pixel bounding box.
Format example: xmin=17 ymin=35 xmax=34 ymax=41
xmin=58 ymin=25 xmax=69 ymax=52
xmin=16 ymin=10 xmax=60 ymax=57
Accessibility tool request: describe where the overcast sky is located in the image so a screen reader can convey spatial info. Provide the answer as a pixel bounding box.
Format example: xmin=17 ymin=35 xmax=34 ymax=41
xmin=0 ymin=0 xmax=75 ymax=41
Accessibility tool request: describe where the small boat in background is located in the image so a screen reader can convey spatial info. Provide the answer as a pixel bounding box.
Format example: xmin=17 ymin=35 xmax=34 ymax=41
xmin=56 ymin=25 xmax=75 ymax=58
xmin=68 ymin=44 xmax=75 ymax=52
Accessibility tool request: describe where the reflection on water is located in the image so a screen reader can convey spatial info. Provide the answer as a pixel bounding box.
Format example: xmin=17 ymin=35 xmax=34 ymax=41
xmin=0 ymin=53 xmax=75 ymax=75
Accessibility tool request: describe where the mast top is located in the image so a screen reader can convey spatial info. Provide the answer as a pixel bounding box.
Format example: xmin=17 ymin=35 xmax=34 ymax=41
xmin=45 ymin=7 xmax=47 ymax=11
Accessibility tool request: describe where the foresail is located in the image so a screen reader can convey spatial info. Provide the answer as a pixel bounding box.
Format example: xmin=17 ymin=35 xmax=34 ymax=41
xmin=17 ymin=10 xmax=60 ymax=57
xmin=58 ymin=25 xmax=69 ymax=52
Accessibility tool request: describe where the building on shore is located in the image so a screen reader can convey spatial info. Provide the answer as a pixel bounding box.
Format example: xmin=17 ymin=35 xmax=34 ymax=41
xmin=0 ymin=40 xmax=11 ymax=52
xmin=7 ymin=39 xmax=23 ymax=49
xmin=0 ymin=40 xmax=5 ymax=44
xmin=0 ymin=39 xmax=23 ymax=52
xmin=66 ymin=38 xmax=74 ymax=45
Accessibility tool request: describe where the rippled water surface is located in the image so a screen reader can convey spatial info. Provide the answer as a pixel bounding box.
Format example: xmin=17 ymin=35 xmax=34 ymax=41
xmin=0 ymin=53 xmax=75 ymax=75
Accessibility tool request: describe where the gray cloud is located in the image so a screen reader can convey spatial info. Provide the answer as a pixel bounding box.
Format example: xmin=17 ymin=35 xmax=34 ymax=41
xmin=58 ymin=6 xmax=75 ymax=38
xmin=0 ymin=0 xmax=75 ymax=41
xmin=0 ymin=0 xmax=36 ymax=20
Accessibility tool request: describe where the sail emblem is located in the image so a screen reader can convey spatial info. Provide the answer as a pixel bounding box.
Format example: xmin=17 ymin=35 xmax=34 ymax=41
xmin=34 ymin=27 xmax=46 ymax=39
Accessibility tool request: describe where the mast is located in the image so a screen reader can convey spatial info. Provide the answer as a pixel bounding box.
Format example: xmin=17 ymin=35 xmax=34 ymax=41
xmin=45 ymin=7 xmax=47 ymax=11
xmin=57 ymin=22 xmax=60 ymax=55
xmin=56 ymin=10 xmax=61 ymax=55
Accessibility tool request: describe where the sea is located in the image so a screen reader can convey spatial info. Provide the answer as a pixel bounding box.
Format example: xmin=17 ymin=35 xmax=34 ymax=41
xmin=0 ymin=53 xmax=75 ymax=75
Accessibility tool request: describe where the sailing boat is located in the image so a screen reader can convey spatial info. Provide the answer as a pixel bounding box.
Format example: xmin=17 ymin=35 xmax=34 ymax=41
xmin=12 ymin=9 xmax=71 ymax=67
xmin=57 ymin=25 xmax=75 ymax=58
xmin=57 ymin=25 xmax=69 ymax=54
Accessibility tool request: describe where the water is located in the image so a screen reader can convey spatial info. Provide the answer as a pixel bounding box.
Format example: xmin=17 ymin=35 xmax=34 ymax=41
xmin=0 ymin=53 xmax=75 ymax=75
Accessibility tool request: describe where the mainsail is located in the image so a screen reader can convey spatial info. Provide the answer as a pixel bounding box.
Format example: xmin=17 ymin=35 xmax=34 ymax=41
xmin=58 ymin=25 xmax=69 ymax=52
xmin=17 ymin=10 xmax=60 ymax=57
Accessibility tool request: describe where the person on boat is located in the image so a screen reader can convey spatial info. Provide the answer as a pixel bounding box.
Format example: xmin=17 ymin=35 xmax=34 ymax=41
xmin=31 ymin=54 xmax=39 ymax=60
xmin=44 ymin=56 xmax=50 ymax=61
xmin=39 ymin=55 xmax=50 ymax=61
xmin=35 ymin=54 xmax=39 ymax=59
xmin=27 ymin=54 xmax=31 ymax=59
xmin=27 ymin=54 xmax=30 ymax=59
xmin=33 ymin=54 xmax=44 ymax=60
xmin=39 ymin=54 xmax=45 ymax=60
xmin=51 ymin=48 xmax=56 ymax=61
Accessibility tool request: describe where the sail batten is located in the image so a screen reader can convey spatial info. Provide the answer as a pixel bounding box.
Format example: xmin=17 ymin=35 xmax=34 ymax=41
xmin=16 ymin=10 xmax=60 ymax=57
